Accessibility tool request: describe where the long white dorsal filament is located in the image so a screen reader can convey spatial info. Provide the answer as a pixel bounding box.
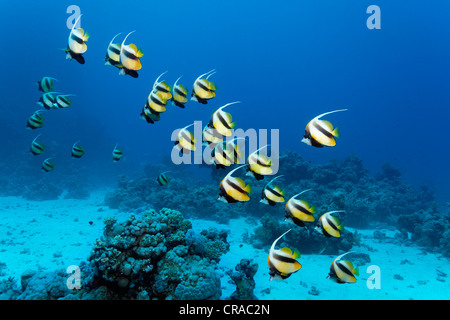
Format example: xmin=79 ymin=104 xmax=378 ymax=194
xmin=120 ymin=30 xmax=136 ymax=57
xmin=195 ymin=69 xmax=216 ymax=83
xmin=314 ymin=109 xmax=348 ymax=121
xmin=153 ymin=70 xmax=168 ymax=90
xmin=109 ymin=32 xmax=122 ymax=46
xmin=32 ymin=134 xmax=42 ymax=144
xmin=291 ymin=189 xmax=313 ymax=199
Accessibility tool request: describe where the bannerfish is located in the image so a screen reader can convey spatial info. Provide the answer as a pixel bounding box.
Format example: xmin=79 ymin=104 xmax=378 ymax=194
xmin=218 ymin=165 xmax=252 ymax=203
xmin=211 ymin=142 xmax=234 ymax=169
xmin=65 ymin=14 xmax=89 ymax=64
xmin=42 ymin=158 xmax=55 ymax=172
xmin=146 ymin=90 xmax=168 ymax=114
xmin=285 ymin=189 xmax=316 ymax=227
xmin=202 ymin=125 xmax=223 ymax=148
xmin=152 ymin=71 xmax=172 ymax=101
xmin=140 ymin=105 xmax=161 ymax=124
xmin=118 ymin=31 xmax=143 ymax=78
xmin=27 ymin=110 xmax=45 ymax=130
xmin=156 ymin=171 xmax=172 ymax=186
xmin=71 ymin=141 xmax=85 ymax=158
xmin=174 ymin=123 xmax=196 ymax=154
xmin=208 ymin=101 xmax=240 ymax=137
xmin=315 ymin=210 xmax=345 ymax=238
xmin=246 ymin=144 xmax=273 ymax=180
xmin=30 ymin=134 xmax=45 ymax=155
xmin=191 ymin=69 xmax=217 ymax=104
xmin=53 ymin=94 xmax=75 ymax=109
xmin=268 ymin=229 xmax=301 ymax=281
xmin=37 ymin=77 xmax=58 ymax=93
xmin=260 ymin=175 xmax=286 ymax=206
xmin=112 ymin=145 xmax=123 ymax=162
xmin=211 ymin=137 xmax=245 ymax=169
xmin=302 ymin=109 xmax=347 ymax=148
xmin=37 ymin=92 xmax=59 ymax=110
xmin=327 ymin=251 xmax=359 ymax=284
xmin=171 ymin=76 xmax=189 ymax=109
xmin=105 ymin=32 xmax=123 ymax=68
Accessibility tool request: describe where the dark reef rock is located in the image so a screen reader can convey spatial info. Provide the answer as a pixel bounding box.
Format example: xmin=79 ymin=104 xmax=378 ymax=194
xmin=102 ymin=151 xmax=448 ymax=257
xmin=249 ymin=212 xmax=358 ymax=255
xmin=228 ymin=259 xmax=259 ymax=300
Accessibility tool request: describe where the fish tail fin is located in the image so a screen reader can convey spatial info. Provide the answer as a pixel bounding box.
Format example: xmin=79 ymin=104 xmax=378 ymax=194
xmin=83 ymin=31 xmax=90 ymax=41
xmin=332 ymin=127 xmax=340 ymax=138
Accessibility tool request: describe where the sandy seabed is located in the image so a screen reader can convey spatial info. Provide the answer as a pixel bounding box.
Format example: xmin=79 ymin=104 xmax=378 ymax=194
xmin=0 ymin=190 xmax=449 ymax=300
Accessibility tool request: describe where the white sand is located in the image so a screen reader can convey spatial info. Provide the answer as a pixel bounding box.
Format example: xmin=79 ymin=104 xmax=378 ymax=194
xmin=0 ymin=191 xmax=449 ymax=300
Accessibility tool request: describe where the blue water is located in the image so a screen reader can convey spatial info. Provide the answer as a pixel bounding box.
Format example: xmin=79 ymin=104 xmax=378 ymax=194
xmin=2 ymin=0 xmax=449 ymax=196
xmin=0 ymin=0 xmax=449 ymax=301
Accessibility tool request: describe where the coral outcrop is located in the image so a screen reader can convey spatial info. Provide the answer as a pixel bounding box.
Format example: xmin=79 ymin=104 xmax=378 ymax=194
xmin=85 ymin=208 xmax=226 ymax=299
xmin=228 ymin=259 xmax=259 ymax=300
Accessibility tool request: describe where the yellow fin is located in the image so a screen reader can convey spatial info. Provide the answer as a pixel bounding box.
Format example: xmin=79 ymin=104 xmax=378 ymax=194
xmin=292 ymin=249 xmax=301 ymax=259
xmin=280 ymin=247 xmax=293 ymax=256
xmin=321 ymin=120 xmax=334 ymax=131
xmin=332 ymin=127 xmax=340 ymax=138
xmin=244 ymin=183 xmax=252 ymax=194
xmin=83 ymin=31 xmax=90 ymax=41
xmin=234 ymin=177 xmax=246 ymax=188
xmin=128 ymin=43 xmax=138 ymax=53
xmin=137 ymin=48 xmax=144 ymax=57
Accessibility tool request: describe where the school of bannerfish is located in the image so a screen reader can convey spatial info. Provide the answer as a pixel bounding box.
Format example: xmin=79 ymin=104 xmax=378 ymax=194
xmin=26 ymin=15 xmax=358 ymax=285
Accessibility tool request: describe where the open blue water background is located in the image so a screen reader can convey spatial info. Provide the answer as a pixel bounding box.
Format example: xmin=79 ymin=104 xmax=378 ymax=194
xmin=0 ymin=0 xmax=449 ymax=199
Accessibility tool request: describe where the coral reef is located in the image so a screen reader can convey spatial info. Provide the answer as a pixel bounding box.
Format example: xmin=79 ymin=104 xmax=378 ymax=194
xmin=227 ymin=259 xmax=259 ymax=300
xmin=397 ymin=205 xmax=450 ymax=257
xmin=0 ymin=207 xmax=229 ymax=300
xmin=103 ymin=151 xmax=446 ymax=256
xmin=84 ymin=208 xmax=227 ymax=299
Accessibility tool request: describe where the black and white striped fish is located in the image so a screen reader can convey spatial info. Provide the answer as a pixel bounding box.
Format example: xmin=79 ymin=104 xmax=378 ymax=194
xmin=268 ymin=229 xmax=301 ymax=281
xmin=260 ymin=175 xmax=285 ymax=206
xmin=209 ymin=101 xmax=240 ymax=137
xmin=27 ymin=110 xmax=45 ymax=130
xmin=171 ymin=76 xmax=189 ymax=109
xmin=328 ymin=251 xmax=359 ymax=284
xmin=152 ymin=71 xmax=172 ymax=101
xmin=112 ymin=145 xmax=123 ymax=162
xmin=118 ymin=31 xmax=143 ymax=78
xmin=218 ymin=165 xmax=252 ymax=204
xmin=174 ymin=123 xmax=196 ymax=154
xmin=246 ymin=145 xmax=273 ymax=180
xmin=285 ymin=189 xmax=316 ymax=227
xmin=53 ymin=94 xmax=75 ymax=109
xmin=191 ymin=69 xmax=217 ymax=104
xmin=105 ymin=33 xmax=123 ymax=67
xmin=65 ymin=14 xmax=89 ymax=64
xmin=42 ymin=158 xmax=55 ymax=172
xmin=37 ymin=77 xmax=58 ymax=93
xmin=156 ymin=171 xmax=172 ymax=186
xmin=315 ymin=210 xmax=345 ymax=238
xmin=302 ymin=109 xmax=347 ymax=148
xmin=71 ymin=141 xmax=85 ymax=158
xmin=30 ymin=134 xmax=45 ymax=155
xmin=37 ymin=92 xmax=59 ymax=110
